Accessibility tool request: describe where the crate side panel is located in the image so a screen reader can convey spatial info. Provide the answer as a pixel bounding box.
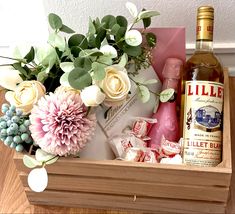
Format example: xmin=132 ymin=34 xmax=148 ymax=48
xmin=220 ymin=68 xmax=232 ymax=169
xmin=14 ymin=156 xmax=231 ymax=187
xmin=25 ymin=189 xmax=226 ymax=214
xmin=19 ymin=173 xmax=229 ymax=202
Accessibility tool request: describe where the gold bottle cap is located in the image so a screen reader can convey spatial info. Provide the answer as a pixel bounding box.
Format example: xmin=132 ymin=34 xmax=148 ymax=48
xmin=197 ymin=6 xmax=214 ymax=20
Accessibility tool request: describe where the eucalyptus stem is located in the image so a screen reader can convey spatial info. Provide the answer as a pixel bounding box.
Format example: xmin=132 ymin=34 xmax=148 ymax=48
xmin=129 ymin=76 xmax=160 ymax=96
xmin=42 ymin=155 xmax=59 ymax=166
xmin=0 ymin=55 xmax=19 ymax=61
xmin=0 ymin=64 xmax=14 ymax=67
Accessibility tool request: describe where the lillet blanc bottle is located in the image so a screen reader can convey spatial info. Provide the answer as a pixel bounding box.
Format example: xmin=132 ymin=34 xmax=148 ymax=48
xmin=181 ymin=6 xmax=224 ymax=167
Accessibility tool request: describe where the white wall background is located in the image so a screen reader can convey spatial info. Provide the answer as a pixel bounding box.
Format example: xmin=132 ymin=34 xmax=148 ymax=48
xmin=0 ymin=0 xmax=235 ymax=73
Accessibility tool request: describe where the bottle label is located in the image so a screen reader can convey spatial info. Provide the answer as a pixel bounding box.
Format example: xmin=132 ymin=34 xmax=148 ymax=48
xmin=196 ymin=19 xmax=213 ymax=41
xmin=183 ymin=81 xmax=224 ymax=167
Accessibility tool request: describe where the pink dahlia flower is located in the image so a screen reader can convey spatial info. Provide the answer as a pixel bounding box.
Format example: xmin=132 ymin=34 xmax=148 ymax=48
xmin=29 ymin=90 xmax=96 ymax=156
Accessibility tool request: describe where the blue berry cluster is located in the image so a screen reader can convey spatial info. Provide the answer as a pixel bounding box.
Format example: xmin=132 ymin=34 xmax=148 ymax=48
xmin=0 ymin=103 xmax=33 ymax=152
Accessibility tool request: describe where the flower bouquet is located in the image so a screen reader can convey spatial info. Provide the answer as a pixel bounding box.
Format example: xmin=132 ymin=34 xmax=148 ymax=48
xmin=0 ymin=2 xmax=175 ymax=192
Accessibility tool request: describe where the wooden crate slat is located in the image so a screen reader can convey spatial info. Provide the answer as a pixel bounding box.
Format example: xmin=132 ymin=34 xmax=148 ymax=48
xmin=25 ymin=188 xmax=226 ymax=214
xmin=19 ymin=173 xmax=229 ymax=202
xmin=14 ymin=155 xmax=231 ymax=187
xmin=219 ymin=68 xmax=232 ymax=169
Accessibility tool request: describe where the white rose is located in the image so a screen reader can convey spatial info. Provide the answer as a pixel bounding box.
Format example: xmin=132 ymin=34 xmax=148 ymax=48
xmin=5 ymin=80 xmax=46 ymax=114
xmin=97 ymin=65 xmax=131 ymax=107
xmin=0 ymin=66 xmax=23 ymax=90
xmin=80 ymin=85 xmax=106 ymax=107
xmin=125 ymin=30 xmax=142 ymax=46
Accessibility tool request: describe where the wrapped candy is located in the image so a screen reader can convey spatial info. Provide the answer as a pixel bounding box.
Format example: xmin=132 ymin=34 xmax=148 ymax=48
xmin=158 ymin=135 xmax=181 ymax=158
xmin=122 ymin=147 xmax=158 ymax=163
xmin=160 ymin=154 xmax=183 ymax=164
xmin=131 ymin=117 xmax=157 ymax=140
xmin=108 ymin=133 xmax=147 ymax=158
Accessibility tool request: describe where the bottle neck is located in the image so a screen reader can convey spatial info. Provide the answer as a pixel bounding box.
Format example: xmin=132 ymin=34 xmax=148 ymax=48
xmin=195 ymin=40 xmax=213 ymax=52
xmin=196 ymin=17 xmax=214 ymax=52
xmin=162 ymin=78 xmax=179 ymax=91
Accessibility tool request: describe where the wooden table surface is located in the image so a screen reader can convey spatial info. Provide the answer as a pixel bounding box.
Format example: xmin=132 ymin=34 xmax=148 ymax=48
xmin=0 ymin=77 xmax=235 ymax=214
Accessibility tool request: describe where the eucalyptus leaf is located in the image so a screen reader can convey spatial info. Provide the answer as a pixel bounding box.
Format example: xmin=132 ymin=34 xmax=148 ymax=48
xmin=71 ymin=46 xmax=81 ymax=57
xmin=35 ymin=45 xmax=57 ymax=67
xmin=94 ymin=17 xmax=101 ymax=30
xmin=137 ymin=85 xmax=150 ymax=103
xmin=123 ymin=44 xmax=142 ymax=57
xmin=68 ymin=34 xmax=88 ymax=49
xmin=37 ymin=70 xmax=48 ymax=82
xmin=35 ymin=149 xmax=59 ymax=165
xmin=115 ymin=27 xmax=126 ymax=42
xmin=92 ymin=62 xmax=106 ymax=80
xmin=88 ymin=34 xmax=96 ymax=48
xmin=24 ymin=47 xmax=35 ymax=63
xmin=12 ymin=63 xmax=29 ymax=79
xmin=160 ymin=88 xmax=175 ymax=102
xmin=141 ymin=8 xmax=151 ymax=28
xmin=35 ymin=149 xmax=54 ymax=162
xmin=68 ymin=68 xmax=92 ymax=90
xmin=74 ymin=57 xmax=92 ymax=70
xmin=48 ymin=32 xmax=66 ymax=51
xmin=101 ymin=15 xmax=116 ymax=29
xmin=46 ymin=156 xmax=59 ymax=165
xmin=88 ymin=17 xmax=96 ymax=35
xmin=48 ymin=13 xmax=63 ymax=30
xmin=110 ymin=24 xmax=121 ymax=35
xmin=60 ymin=62 xmax=74 ymax=73
xmin=146 ymin=32 xmax=157 ymax=47
xmin=96 ymin=29 xmax=106 ymax=44
xmin=79 ymin=49 xmax=103 ymax=57
xmin=97 ymin=55 xmax=113 ymax=66
xmin=143 ymin=79 xmax=158 ymax=85
xmin=125 ymin=2 xmax=138 ymax=18
xmin=60 ymin=24 xmax=75 ymax=34
xmin=60 ymin=72 xmax=70 ymax=87
xmin=137 ymin=10 xmax=160 ymax=20
xmin=23 ymin=155 xmax=42 ymax=169
xmin=118 ymin=53 xmax=128 ymax=67
xmin=143 ymin=17 xmax=151 ymax=28
xmin=116 ymin=16 xmax=128 ymax=28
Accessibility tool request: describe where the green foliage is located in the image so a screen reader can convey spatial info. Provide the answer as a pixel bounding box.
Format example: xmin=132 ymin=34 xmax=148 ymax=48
xmin=160 ymin=88 xmax=175 ymax=102
xmin=123 ymin=45 xmax=142 ymax=57
xmin=23 ymin=149 xmax=59 ymax=169
xmin=48 ymin=13 xmax=63 ymax=30
xmin=74 ymin=57 xmax=92 ymax=70
xmin=60 ymin=24 xmax=75 ymax=34
xmin=68 ymin=68 xmax=92 ymax=90
xmin=137 ymin=85 xmax=150 ymax=103
xmin=116 ymin=16 xmax=128 ymax=28
xmin=24 ymin=47 xmax=35 ymax=63
xmin=141 ymin=9 xmax=151 ymax=28
xmin=23 ymin=155 xmax=42 ymax=168
xmin=68 ymin=34 xmax=88 ymax=49
xmin=0 ymin=3 xmax=160 ymax=97
xmin=92 ymin=62 xmax=106 ymax=80
xmin=146 ymin=32 xmax=157 ymax=47
xmin=137 ymin=10 xmax=160 ymax=21
xmin=118 ymin=53 xmax=128 ymax=67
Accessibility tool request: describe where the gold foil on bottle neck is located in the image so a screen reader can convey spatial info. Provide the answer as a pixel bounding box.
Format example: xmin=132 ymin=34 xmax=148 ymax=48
xmin=196 ymin=6 xmax=214 ymax=41
xmin=197 ymin=6 xmax=214 ymax=20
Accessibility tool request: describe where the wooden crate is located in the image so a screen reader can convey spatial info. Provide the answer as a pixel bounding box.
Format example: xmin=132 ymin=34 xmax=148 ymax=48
xmin=13 ymin=69 xmax=232 ymax=214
